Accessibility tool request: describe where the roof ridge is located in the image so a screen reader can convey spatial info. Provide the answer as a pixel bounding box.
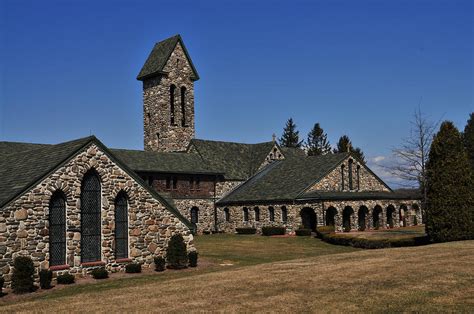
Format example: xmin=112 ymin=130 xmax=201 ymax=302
xmin=193 ymin=138 xmax=273 ymax=146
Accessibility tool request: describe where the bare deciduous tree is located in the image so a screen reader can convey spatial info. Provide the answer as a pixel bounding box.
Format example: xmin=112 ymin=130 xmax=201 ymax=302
xmin=389 ymin=106 xmax=439 ymax=211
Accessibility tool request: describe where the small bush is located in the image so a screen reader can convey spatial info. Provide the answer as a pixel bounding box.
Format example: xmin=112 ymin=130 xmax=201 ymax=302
xmin=154 ymin=256 xmax=166 ymax=272
xmin=39 ymin=269 xmax=53 ymax=289
xmin=91 ymin=267 xmax=109 ymax=280
xmin=166 ymin=234 xmax=188 ymax=269
xmin=188 ymin=251 xmax=198 ymax=267
xmin=315 ymin=226 xmax=335 ymax=238
xmin=12 ymin=256 xmax=36 ymax=294
xmin=261 ymin=226 xmax=286 ymax=236
xmin=125 ymin=263 xmax=142 ymax=274
xmin=235 ymin=227 xmax=257 ymax=235
xmin=295 ymin=228 xmax=312 ymax=236
xmin=0 ymin=276 xmax=5 ymax=297
xmin=56 ymin=273 xmax=75 ymax=285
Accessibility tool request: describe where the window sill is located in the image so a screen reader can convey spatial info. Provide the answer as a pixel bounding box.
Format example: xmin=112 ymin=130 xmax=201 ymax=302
xmin=81 ymin=261 xmax=106 ymax=267
xmin=50 ymin=264 xmax=70 ymax=271
xmin=115 ymin=258 xmax=132 ymax=263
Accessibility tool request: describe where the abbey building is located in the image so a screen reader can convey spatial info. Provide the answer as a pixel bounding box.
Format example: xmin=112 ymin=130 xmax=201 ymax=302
xmin=0 ymin=34 xmax=419 ymax=286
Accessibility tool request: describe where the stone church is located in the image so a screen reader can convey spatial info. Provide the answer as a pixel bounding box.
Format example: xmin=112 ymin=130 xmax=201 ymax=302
xmin=0 ymin=34 xmax=420 ymax=285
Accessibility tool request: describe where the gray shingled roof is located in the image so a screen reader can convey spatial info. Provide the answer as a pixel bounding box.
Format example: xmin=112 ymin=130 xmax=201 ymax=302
xmin=0 ymin=137 xmax=93 ymax=208
xmin=189 ymin=139 xmax=278 ymax=180
xmin=136 ymin=34 xmax=200 ymax=81
xmin=218 ymin=153 xmax=351 ymax=204
xmin=110 ymin=148 xmax=221 ymax=175
xmin=297 ymin=191 xmax=420 ymax=201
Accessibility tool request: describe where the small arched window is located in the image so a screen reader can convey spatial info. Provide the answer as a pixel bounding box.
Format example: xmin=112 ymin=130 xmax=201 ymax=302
xmin=224 ymin=208 xmax=230 ymax=222
xmin=269 ymin=207 xmax=275 ymax=222
xmin=348 ymin=159 xmax=353 ymax=190
xmin=49 ymin=191 xmax=66 ymax=266
xmin=281 ymin=206 xmax=288 ymax=223
xmin=341 ymin=164 xmax=345 ymax=190
xmin=115 ymin=192 xmax=128 ymax=260
xmin=191 ymin=207 xmax=199 ymax=224
xmin=181 ymin=86 xmax=186 ymax=127
xmin=254 ymin=207 xmax=260 ymax=221
xmin=170 ymin=84 xmax=176 ymax=125
xmin=243 ymin=207 xmax=249 ymax=222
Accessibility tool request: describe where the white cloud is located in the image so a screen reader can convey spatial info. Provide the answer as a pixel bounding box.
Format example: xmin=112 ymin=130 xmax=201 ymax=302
xmin=372 ymin=156 xmax=385 ymax=163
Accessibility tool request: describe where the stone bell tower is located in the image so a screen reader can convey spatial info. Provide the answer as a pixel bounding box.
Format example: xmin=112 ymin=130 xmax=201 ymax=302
xmin=137 ymin=34 xmax=199 ymax=152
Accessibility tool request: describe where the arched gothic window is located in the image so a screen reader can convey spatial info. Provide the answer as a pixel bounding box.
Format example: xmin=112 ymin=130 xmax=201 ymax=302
xmin=49 ymin=191 xmax=66 ymax=266
xmin=81 ymin=170 xmax=101 ymax=263
xmin=224 ymin=208 xmax=230 ymax=222
xmin=281 ymin=206 xmax=288 ymax=223
xmin=191 ymin=207 xmax=199 ymax=224
xmin=170 ymin=84 xmax=176 ymax=125
xmin=254 ymin=207 xmax=260 ymax=221
xmin=115 ymin=192 xmax=128 ymax=260
xmin=341 ymin=165 xmax=345 ymax=190
xmin=348 ymin=159 xmax=353 ymax=190
xmin=356 ymin=165 xmax=361 ymax=190
xmin=243 ymin=207 xmax=249 ymax=222
xmin=181 ymin=86 xmax=186 ymax=127
xmin=268 ymin=207 xmax=275 ymax=222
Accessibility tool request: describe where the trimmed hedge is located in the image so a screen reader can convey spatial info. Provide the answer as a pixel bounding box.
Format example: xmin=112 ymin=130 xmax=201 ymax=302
xmin=125 ymin=263 xmax=142 ymax=273
xmin=56 ymin=273 xmax=75 ymax=285
xmin=295 ymin=228 xmax=312 ymax=236
xmin=154 ymin=256 xmax=166 ymax=272
xmin=235 ymin=228 xmax=257 ymax=235
xmin=188 ymin=251 xmax=198 ymax=267
xmin=91 ymin=268 xmax=109 ymax=279
xmin=12 ymin=256 xmax=36 ymax=294
xmin=318 ymin=231 xmax=430 ymax=249
xmin=262 ymin=227 xmax=286 ymax=236
xmin=39 ymin=269 xmax=53 ymax=289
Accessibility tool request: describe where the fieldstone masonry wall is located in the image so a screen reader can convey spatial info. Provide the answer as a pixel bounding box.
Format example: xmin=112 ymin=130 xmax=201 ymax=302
xmin=0 ymin=144 xmax=194 ymax=287
xmin=174 ymin=198 xmax=215 ymax=234
xmin=143 ymin=42 xmax=196 ymax=152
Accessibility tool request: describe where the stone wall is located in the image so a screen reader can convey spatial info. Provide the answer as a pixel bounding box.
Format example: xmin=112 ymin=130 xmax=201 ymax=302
xmin=308 ymin=157 xmax=389 ymax=192
xmin=0 ymin=144 xmax=194 ymax=286
xmin=143 ymin=42 xmax=195 ymax=152
xmin=258 ymin=144 xmax=285 ymax=171
xmin=216 ymin=200 xmax=421 ymax=233
xmin=174 ymin=198 xmax=215 ymax=234
xmin=215 ymin=180 xmax=244 ymax=198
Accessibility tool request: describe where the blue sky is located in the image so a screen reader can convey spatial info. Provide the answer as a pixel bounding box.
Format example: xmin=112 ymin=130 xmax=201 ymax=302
xmin=0 ymin=0 xmax=472 ymax=187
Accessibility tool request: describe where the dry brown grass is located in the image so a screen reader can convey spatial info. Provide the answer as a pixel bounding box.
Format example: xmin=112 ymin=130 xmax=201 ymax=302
xmin=1 ymin=240 xmax=473 ymax=313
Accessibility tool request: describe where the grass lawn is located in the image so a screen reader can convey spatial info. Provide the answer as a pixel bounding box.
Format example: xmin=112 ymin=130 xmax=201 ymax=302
xmin=1 ymin=234 xmax=473 ymax=312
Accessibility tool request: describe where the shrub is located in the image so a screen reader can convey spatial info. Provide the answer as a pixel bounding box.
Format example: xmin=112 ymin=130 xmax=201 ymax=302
xmin=261 ymin=226 xmax=285 ymax=236
xmin=295 ymin=228 xmax=311 ymax=236
xmin=56 ymin=273 xmax=75 ymax=285
xmin=125 ymin=263 xmax=142 ymax=274
xmin=315 ymin=226 xmax=335 ymax=238
xmin=91 ymin=267 xmax=109 ymax=279
xmin=154 ymin=256 xmax=166 ymax=272
xmin=318 ymin=231 xmax=430 ymax=249
xmin=39 ymin=269 xmax=53 ymax=289
xmin=0 ymin=276 xmax=4 ymax=297
xmin=188 ymin=251 xmax=198 ymax=267
xmin=235 ymin=227 xmax=257 ymax=235
xmin=166 ymin=234 xmax=188 ymax=269
xmin=11 ymin=256 xmax=36 ymax=294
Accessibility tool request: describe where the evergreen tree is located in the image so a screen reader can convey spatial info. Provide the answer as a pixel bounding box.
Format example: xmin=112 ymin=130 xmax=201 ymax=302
xmin=306 ymin=123 xmax=331 ymax=156
xmin=425 ymin=121 xmax=474 ymax=242
xmin=333 ymin=135 xmax=365 ymax=162
xmin=279 ymin=118 xmax=302 ymax=148
xmin=463 ymin=112 xmax=474 ymax=171
xmin=166 ymin=234 xmax=188 ymax=269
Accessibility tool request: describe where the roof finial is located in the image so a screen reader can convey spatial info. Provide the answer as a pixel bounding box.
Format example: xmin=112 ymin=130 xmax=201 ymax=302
xmin=347 ymin=143 xmax=351 ymax=153
xmin=272 ymin=133 xmax=276 ymax=143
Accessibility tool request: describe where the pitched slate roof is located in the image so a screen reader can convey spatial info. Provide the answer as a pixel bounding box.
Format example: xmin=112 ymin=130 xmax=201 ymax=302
xmin=0 ymin=137 xmax=94 ymax=208
xmin=218 ymin=153 xmax=350 ymax=204
xmin=137 ymin=34 xmax=200 ymax=81
xmin=297 ymin=191 xmax=420 ymax=201
xmin=110 ymin=148 xmax=221 ymax=175
xmin=188 ymin=139 xmax=277 ymax=180
xmin=0 ymin=137 xmax=195 ymax=231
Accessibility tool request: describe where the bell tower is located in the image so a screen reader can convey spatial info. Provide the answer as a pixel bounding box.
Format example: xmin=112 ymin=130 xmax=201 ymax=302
xmin=137 ymin=34 xmax=199 ymax=152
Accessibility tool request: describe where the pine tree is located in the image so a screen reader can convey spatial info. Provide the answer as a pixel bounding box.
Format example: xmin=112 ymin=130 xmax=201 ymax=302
xmin=463 ymin=112 xmax=474 ymax=171
xmin=279 ymin=118 xmax=302 ymax=148
xmin=425 ymin=121 xmax=474 ymax=242
xmin=306 ymin=123 xmax=331 ymax=156
xmin=333 ymin=135 xmax=365 ymax=163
